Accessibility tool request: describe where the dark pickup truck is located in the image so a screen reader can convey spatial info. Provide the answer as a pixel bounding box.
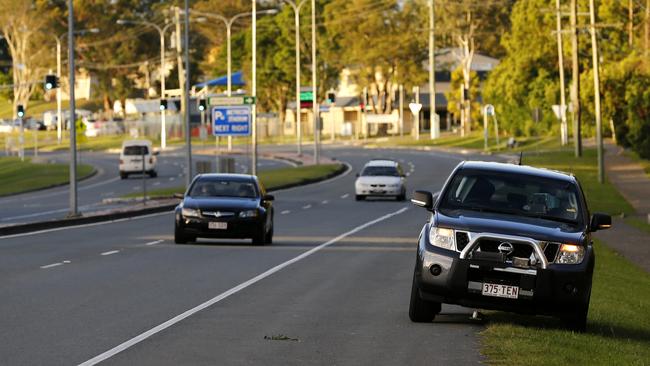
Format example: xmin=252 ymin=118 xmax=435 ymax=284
xmin=409 ymin=161 xmax=611 ymax=331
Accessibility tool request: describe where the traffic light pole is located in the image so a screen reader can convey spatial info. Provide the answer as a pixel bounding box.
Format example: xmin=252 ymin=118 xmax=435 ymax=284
xmin=311 ymin=0 xmax=319 ymax=165
xmin=183 ymin=0 xmax=193 ymax=187
xmin=68 ymin=0 xmax=78 ymax=217
xmin=252 ymin=0 xmax=258 ymax=176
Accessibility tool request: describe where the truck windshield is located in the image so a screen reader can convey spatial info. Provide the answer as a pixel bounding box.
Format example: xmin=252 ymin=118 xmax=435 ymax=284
xmin=439 ymin=170 xmax=583 ymax=225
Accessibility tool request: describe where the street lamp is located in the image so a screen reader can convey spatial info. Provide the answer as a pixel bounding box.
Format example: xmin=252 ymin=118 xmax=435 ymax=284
xmin=53 ymin=27 xmax=99 ymax=144
xmin=189 ymin=8 xmax=277 ymax=152
xmin=116 ymin=19 xmax=174 ymax=150
xmin=282 ymin=0 xmax=308 ymax=156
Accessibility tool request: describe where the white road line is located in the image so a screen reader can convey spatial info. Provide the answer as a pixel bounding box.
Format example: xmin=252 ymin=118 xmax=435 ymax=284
xmin=153 ymin=182 xmax=161 ymax=186
xmin=78 ymin=206 xmax=409 ymax=366
xmin=280 ymin=210 xmax=290 ymax=215
xmin=321 ymin=200 xmax=328 ymax=204
xmin=101 ymin=250 xmax=120 ymax=256
xmin=40 ymin=262 xmax=63 ymax=269
xmin=0 ymin=212 xmax=170 ymax=240
xmin=145 ymin=240 xmax=164 ymax=246
xmin=169 ymin=177 xmax=175 ymax=181
xmin=302 ymin=204 xmax=312 ymax=209
xmin=132 ymin=186 xmax=139 ymax=190
xmin=341 ymin=193 xmax=349 ymax=199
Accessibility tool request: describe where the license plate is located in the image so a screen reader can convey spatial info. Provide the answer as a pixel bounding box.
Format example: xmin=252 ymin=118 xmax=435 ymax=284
xmin=208 ymin=222 xmax=227 ymax=230
xmin=481 ymin=283 xmax=519 ymax=299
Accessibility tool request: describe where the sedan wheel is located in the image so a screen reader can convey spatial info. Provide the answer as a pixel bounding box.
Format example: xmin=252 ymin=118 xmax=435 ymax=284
xmin=174 ymin=226 xmax=188 ymax=244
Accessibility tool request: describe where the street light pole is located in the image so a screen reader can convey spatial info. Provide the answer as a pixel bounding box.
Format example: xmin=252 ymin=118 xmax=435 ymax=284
xmin=184 ymin=0 xmax=192 ymax=187
xmin=570 ymin=0 xmax=582 ymax=157
xmin=116 ymin=20 xmax=173 ymax=150
xmin=284 ymin=0 xmax=308 ymax=156
xmin=67 ymin=0 xmax=78 ymax=217
xmin=555 ymin=0 xmax=568 ymax=146
xmin=589 ymin=0 xmax=604 ymax=183
xmin=429 ymin=0 xmax=439 ymax=139
xmin=311 ymin=0 xmax=319 ymax=164
xmin=252 ymin=0 xmax=258 ymax=175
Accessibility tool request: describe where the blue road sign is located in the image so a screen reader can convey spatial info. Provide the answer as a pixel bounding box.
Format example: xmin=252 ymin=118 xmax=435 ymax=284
xmin=212 ymin=105 xmax=251 ymax=136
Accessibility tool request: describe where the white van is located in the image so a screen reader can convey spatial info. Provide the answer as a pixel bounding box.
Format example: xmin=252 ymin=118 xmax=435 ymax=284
xmin=119 ymin=140 xmax=158 ymax=179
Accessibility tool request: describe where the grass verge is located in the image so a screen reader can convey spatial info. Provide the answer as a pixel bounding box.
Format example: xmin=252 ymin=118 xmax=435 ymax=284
xmin=123 ymin=163 xmax=344 ymax=199
xmin=0 ymin=157 xmax=94 ymax=196
xmin=481 ymin=239 xmax=650 ymax=365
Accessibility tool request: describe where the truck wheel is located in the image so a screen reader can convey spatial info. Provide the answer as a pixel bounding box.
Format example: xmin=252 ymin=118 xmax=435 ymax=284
xmin=562 ymin=288 xmax=591 ymax=332
xmin=409 ymin=271 xmax=441 ymax=322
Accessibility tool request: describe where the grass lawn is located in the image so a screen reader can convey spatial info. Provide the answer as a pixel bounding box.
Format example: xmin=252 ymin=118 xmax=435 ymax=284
xmin=481 ymin=239 xmax=650 ymax=365
xmin=0 ymin=157 xmax=94 ymax=196
xmin=124 ymin=163 xmax=343 ymax=198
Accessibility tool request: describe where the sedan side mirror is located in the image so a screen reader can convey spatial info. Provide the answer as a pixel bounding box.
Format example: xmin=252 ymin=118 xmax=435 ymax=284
xmin=411 ymin=190 xmax=434 ymax=210
xmin=263 ymin=194 xmax=275 ymax=201
xmin=590 ymin=212 xmax=612 ymax=231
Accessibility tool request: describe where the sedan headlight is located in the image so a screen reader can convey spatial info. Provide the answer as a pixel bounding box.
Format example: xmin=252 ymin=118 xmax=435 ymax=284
xmin=239 ymin=209 xmax=259 ymax=218
xmin=181 ymin=207 xmax=200 ymax=218
xmin=429 ymin=227 xmax=455 ymax=251
xmin=555 ymin=244 xmax=585 ymax=264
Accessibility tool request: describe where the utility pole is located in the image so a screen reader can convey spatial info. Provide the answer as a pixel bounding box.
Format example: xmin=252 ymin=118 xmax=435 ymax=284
xmin=429 ymin=0 xmax=439 ymax=139
xmin=252 ymin=0 xmax=258 ymax=175
xmin=570 ymin=0 xmax=582 ymax=157
xmin=68 ymin=0 xmax=78 ymax=216
xmin=646 ymin=0 xmax=649 ymax=55
xmin=284 ymin=0 xmax=308 ymax=156
xmin=629 ymin=0 xmax=634 ymax=46
xmin=414 ymin=86 xmax=420 ymax=140
xmin=183 ymin=0 xmax=192 ymax=186
xmin=555 ymin=0 xmax=568 ymax=145
xmin=589 ymin=0 xmax=604 ymax=184
xmin=399 ymin=84 xmax=404 ymax=137
xmin=311 ymin=0 xmax=319 ymax=164
xmin=175 ymin=6 xmax=185 ymax=134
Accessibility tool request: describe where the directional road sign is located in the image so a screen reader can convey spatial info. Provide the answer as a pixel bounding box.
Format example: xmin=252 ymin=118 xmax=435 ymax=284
xmin=212 ymin=105 xmax=252 ymax=136
xmin=208 ymin=96 xmax=256 ymax=106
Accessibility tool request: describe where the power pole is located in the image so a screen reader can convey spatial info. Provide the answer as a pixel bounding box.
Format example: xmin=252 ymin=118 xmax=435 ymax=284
xmin=68 ymin=0 xmax=78 ymax=217
xmin=399 ymin=84 xmax=404 ymax=137
xmin=555 ymin=0 xmax=568 ymax=145
xmin=429 ymin=0 xmax=439 ymax=139
xmin=183 ymin=0 xmax=192 ymax=186
xmin=589 ymin=0 xmax=604 ymax=184
xmin=175 ymin=7 xmax=185 ymax=131
xmin=252 ymin=0 xmax=258 ymax=175
xmin=311 ymin=0 xmax=319 ymax=165
xmin=570 ymin=0 xmax=582 ymax=157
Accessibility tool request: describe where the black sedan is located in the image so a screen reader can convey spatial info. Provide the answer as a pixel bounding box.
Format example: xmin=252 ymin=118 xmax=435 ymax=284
xmin=174 ymin=174 xmax=274 ymax=245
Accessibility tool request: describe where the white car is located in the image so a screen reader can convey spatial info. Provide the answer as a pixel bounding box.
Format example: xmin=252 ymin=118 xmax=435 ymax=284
xmin=119 ymin=140 xmax=158 ymax=179
xmin=355 ymin=160 xmax=406 ymax=201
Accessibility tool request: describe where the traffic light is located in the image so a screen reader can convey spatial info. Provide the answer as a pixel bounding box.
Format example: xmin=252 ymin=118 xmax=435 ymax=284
xmin=17 ymin=105 xmax=25 ymax=118
xmin=45 ymin=74 xmax=59 ymax=90
xmin=160 ymin=99 xmax=167 ymax=111
xmin=326 ymin=92 xmax=336 ymax=104
xmin=198 ymin=99 xmax=207 ymax=112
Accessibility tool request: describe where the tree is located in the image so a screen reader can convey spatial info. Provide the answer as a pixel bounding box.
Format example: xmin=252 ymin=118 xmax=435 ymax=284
xmin=0 ymin=0 xmax=53 ymax=116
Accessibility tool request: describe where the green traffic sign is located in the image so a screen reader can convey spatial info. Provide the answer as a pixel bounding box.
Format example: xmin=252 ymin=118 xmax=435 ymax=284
xmin=299 ymin=91 xmax=313 ymax=102
xmin=242 ymin=96 xmax=256 ymax=105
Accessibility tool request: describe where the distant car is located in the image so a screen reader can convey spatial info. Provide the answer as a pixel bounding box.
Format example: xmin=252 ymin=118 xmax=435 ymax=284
xmin=355 ymin=159 xmax=406 ymax=201
xmin=119 ymin=140 xmax=158 ymax=179
xmin=174 ymin=174 xmax=274 ymax=245
xmin=408 ymin=161 xmax=612 ymax=331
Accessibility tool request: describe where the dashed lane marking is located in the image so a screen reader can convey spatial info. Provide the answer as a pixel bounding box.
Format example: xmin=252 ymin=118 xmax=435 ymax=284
xmin=145 ymin=240 xmax=164 ymax=246
xmin=302 ymin=204 xmax=312 ymax=209
xmin=280 ymin=210 xmax=291 ymax=215
xmin=341 ymin=193 xmax=349 ymax=199
xmin=101 ymin=250 xmax=120 ymax=256
xmin=40 ymin=262 xmax=63 ymax=269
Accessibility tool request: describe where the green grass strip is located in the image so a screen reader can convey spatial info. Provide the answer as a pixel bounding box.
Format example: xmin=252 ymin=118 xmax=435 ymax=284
xmin=0 ymin=157 xmax=94 ymax=196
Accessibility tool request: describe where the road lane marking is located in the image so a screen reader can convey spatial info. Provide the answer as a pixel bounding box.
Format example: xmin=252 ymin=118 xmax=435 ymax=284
xmin=145 ymin=240 xmax=164 ymax=246
xmin=341 ymin=193 xmax=349 ymax=199
xmin=101 ymin=250 xmax=120 ymax=256
xmin=153 ymin=182 xmax=161 ymax=186
xmin=280 ymin=210 xmax=290 ymax=215
xmin=169 ymin=177 xmax=175 ymax=181
xmin=321 ymin=200 xmax=328 ymax=204
xmin=40 ymin=262 xmax=63 ymax=269
xmin=302 ymin=204 xmax=311 ymax=209
xmin=78 ymin=206 xmax=409 ymax=366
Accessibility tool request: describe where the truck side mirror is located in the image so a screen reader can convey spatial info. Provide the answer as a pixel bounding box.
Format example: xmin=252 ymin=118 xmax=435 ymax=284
xmin=590 ymin=212 xmax=612 ymax=231
xmin=411 ymin=190 xmax=434 ymax=210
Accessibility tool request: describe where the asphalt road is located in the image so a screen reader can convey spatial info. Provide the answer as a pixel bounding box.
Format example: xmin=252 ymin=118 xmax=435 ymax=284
xmin=0 ymin=148 xmax=291 ymax=225
xmin=0 ymin=146 xmax=503 ymax=365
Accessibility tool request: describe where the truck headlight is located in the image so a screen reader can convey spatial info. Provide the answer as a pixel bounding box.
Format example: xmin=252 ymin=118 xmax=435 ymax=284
xmin=555 ymin=244 xmax=585 ymax=264
xmin=429 ymin=227 xmax=455 ymax=251
xmin=239 ymin=210 xmax=259 ymax=218
xmin=181 ymin=208 xmax=200 ymax=218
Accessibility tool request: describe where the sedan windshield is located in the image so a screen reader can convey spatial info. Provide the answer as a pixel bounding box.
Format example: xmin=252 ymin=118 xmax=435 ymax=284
xmin=361 ymin=166 xmax=399 ymax=177
xmin=189 ymin=179 xmax=258 ymax=198
xmin=439 ymin=170 xmax=583 ymax=224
